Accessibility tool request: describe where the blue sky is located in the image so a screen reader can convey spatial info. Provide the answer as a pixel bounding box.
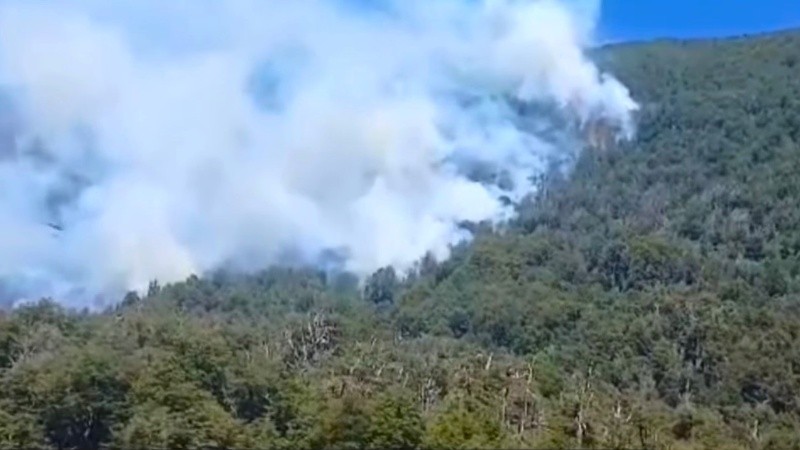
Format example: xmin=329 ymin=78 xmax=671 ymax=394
xmin=599 ymin=0 xmax=800 ymax=42
xmin=342 ymin=0 xmax=800 ymax=42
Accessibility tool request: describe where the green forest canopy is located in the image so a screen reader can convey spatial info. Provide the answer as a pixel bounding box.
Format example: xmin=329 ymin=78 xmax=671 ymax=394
xmin=1 ymin=28 xmax=800 ymax=450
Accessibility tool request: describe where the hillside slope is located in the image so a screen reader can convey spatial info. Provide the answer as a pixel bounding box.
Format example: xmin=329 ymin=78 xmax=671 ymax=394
xmin=1 ymin=30 xmax=800 ymax=449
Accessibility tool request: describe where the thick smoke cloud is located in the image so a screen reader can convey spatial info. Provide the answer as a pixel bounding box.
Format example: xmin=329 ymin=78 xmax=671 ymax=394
xmin=0 ymin=0 xmax=637 ymax=307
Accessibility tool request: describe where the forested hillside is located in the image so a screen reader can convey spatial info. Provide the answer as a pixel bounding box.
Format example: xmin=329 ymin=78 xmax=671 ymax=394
xmin=2 ymin=29 xmax=800 ymax=450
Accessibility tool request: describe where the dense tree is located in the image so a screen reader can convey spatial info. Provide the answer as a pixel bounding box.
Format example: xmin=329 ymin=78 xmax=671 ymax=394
xmin=1 ymin=28 xmax=800 ymax=449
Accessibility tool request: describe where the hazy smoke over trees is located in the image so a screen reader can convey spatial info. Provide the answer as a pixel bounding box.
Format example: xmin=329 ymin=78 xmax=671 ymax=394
xmin=0 ymin=0 xmax=637 ymax=307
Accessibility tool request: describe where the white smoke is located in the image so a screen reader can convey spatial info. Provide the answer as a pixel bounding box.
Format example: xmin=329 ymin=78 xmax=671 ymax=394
xmin=0 ymin=0 xmax=637 ymax=307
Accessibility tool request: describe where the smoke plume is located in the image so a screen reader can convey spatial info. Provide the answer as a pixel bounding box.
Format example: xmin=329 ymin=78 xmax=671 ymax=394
xmin=0 ymin=0 xmax=637 ymax=307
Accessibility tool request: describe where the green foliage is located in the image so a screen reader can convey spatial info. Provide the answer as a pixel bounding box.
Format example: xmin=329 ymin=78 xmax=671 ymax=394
xmin=317 ymin=393 xmax=373 ymax=450
xmin=1 ymin=28 xmax=800 ymax=449
xmin=367 ymin=390 xmax=424 ymax=449
xmin=425 ymin=401 xmax=505 ymax=449
xmin=0 ymin=408 xmax=45 ymax=448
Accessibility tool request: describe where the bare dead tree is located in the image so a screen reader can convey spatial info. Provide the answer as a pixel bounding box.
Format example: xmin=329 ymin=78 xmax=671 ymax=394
xmin=283 ymin=311 xmax=337 ymax=367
